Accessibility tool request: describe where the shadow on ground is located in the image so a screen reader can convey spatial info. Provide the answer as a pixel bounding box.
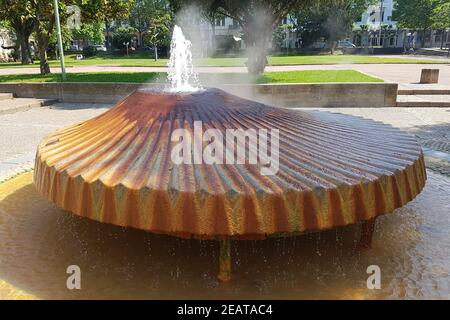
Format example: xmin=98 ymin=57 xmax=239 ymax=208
xmin=48 ymin=103 xmax=112 ymax=111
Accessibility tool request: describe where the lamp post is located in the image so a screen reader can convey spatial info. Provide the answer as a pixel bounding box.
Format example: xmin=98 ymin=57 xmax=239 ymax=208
xmin=153 ymin=32 xmax=159 ymax=61
xmin=53 ymin=0 xmax=67 ymax=81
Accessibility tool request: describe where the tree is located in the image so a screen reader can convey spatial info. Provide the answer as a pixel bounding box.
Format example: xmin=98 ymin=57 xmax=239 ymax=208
xmin=1 ymin=0 xmax=133 ymax=71
xmin=433 ymin=2 xmax=450 ymax=29
xmin=356 ymin=24 xmax=369 ymax=49
xmin=292 ymin=0 xmax=373 ymax=54
xmin=78 ymin=0 xmax=134 ymax=49
xmin=71 ymin=22 xmax=106 ymax=48
xmin=170 ymin=0 xmax=313 ymax=75
xmin=393 ymin=0 xmax=437 ymax=30
xmin=142 ymin=12 xmax=173 ymax=59
xmin=393 ymin=0 xmax=439 ymax=47
xmin=31 ymin=1 xmax=70 ymax=75
xmin=273 ymin=23 xmax=294 ymax=51
xmin=380 ymin=24 xmax=395 ymax=48
xmin=432 ymin=2 xmax=450 ymax=49
xmin=291 ymin=5 xmax=326 ymax=48
xmin=0 ymin=0 xmax=35 ymax=64
xmin=113 ymin=26 xmax=138 ymax=48
xmin=325 ymin=0 xmax=373 ymax=53
xmin=129 ymin=0 xmax=171 ymax=48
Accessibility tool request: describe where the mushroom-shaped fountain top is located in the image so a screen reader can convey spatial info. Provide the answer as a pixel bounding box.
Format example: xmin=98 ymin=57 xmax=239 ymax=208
xmin=34 ymin=87 xmax=426 ymax=239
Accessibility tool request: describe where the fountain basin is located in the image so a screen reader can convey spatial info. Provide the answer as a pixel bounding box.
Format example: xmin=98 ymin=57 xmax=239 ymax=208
xmin=33 ymin=88 xmax=426 ymax=239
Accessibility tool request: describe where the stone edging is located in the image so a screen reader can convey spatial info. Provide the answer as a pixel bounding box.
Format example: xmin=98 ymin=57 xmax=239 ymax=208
xmin=0 ymin=82 xmax=398 ymax=108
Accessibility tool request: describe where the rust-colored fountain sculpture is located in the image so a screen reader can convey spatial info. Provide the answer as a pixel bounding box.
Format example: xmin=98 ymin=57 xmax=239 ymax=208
xmin=33 ymin=26 xmax=426 ymax=281
xmin=34 ymin=87 xmax=426 ymax=281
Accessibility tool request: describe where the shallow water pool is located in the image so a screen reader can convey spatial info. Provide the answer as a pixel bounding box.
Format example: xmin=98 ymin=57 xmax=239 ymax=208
xmin=0 ymin=171 xmax=449 ymax=299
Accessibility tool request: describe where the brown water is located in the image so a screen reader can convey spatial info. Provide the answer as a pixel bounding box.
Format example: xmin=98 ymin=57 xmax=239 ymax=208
xmin=0 ymin=171 xmax=449 ymax=300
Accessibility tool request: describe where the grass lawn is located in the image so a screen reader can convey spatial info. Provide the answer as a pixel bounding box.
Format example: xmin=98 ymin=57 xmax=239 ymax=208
xmin=0 ymin=53 xmax=445 ymax=68
xmin=0 ymin=70 xmax=382 ymax=84
xmin=256 ymin=70 xmax=382 ymax=83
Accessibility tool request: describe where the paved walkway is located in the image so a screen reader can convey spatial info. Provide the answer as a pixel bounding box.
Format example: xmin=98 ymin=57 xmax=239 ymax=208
xmin=1 ymin=62 xmax=450 ymax=85
xmin=0 ymin=103 xmax=109 ymax=182
xmin=1 ymin=103 xmax=449 ymax=181
xmin=301 ymin=107 xmax=450 ymax=176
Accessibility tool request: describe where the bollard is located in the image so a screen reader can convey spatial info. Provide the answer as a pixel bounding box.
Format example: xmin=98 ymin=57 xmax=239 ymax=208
xmin=420 ymin=69 xmax=439 ymax=84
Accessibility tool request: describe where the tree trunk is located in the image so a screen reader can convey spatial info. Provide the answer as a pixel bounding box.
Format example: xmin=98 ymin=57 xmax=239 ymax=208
xmin=38 ymin=43 xmax=51 ymax=75
xmin=35 ymin=18 xmax=51 ymax=75
xmin=330 ymin=40 xmax=337 ymax=55
xmin=105 ymin=21 xmax=111 ymax=49
xmin=20 ymin=36 xmax=31 ymax=64
xmin=12 ymin=18 xmax=34 ymax=65
xmin=17 ymin=32 xmax=32 ymax=64
xmin=138 ymin=32 xmax=143 ymax=48
xmin=246 ymin=45 xmax=268 ymax=75
xmin=242 ymin=26 xmax=270 ymax=75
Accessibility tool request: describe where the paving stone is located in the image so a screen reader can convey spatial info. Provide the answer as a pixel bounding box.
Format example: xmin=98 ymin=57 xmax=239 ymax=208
xmin=0 ymin=98 xmax=57 ymax=115
xmin=397 ymin=95 xmax=450 ymax=107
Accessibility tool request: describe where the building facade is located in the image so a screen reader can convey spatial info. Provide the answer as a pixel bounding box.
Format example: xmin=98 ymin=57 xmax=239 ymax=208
xmin=195 ymin=15 xmax=299 ymax=55
xmin=353 ymin=0 xmax=449 ymax=49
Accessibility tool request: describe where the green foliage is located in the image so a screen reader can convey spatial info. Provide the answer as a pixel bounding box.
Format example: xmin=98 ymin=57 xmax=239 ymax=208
xmin=291 ymin=4 xmax=326 ymax=47
xmin=142 ymin=12 xmax=173 ymax=47
xmin=292 ymin=0 xmax=374 ymax=48
xmin=130 ymin=0 xmax=169 ymax=33
xmin=77 ymin=0 xmax=135 ymax=23
xmin=72 ymin=22 xmax=106 ymax=45
xmin=49 ymin=24 xmax=72 ymax=51
xmin=0 ymin=0 xmax=37 ymax=63
xmin=392 ymin=0 xmax=437 ymax=30
xmin=82 ymin=45 xmax=97 ymax=57
xmin=432 ymin=1 xmax=450 ymax=30
xmin=113 ymin=26 xmax=138 ymax=47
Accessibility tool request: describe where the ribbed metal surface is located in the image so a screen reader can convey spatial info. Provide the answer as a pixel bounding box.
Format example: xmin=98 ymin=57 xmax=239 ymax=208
xmin=34 ymin=88 xmax=426 ymax=239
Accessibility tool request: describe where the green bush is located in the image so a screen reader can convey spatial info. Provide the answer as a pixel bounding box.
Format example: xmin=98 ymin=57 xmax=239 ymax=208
xmin=82 ymin=46 xmax=97 ymax=57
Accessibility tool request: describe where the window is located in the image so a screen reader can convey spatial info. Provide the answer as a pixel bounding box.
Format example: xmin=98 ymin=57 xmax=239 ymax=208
xmin=215 ymin=18 xmax=225 ymax=26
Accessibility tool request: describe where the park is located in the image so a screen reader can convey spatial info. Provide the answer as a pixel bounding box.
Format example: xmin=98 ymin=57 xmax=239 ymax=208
xmin=0 ymin=0 xmax=449 ymax=303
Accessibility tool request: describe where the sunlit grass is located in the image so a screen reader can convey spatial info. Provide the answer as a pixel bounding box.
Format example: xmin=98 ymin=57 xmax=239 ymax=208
xmin=0 ymin=70 xmax=382 ymax=84
xmin=256 ymin=70 xmax=383 ymax=83
xmin=0 ymin=53 xmax=445 ymax=69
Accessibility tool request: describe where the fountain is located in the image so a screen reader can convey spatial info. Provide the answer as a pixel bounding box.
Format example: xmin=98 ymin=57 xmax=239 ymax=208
xmin=166 ymin=25 xmax=201 ymax=92
xmin=33 ymin=26 xmax=426 ymax=282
